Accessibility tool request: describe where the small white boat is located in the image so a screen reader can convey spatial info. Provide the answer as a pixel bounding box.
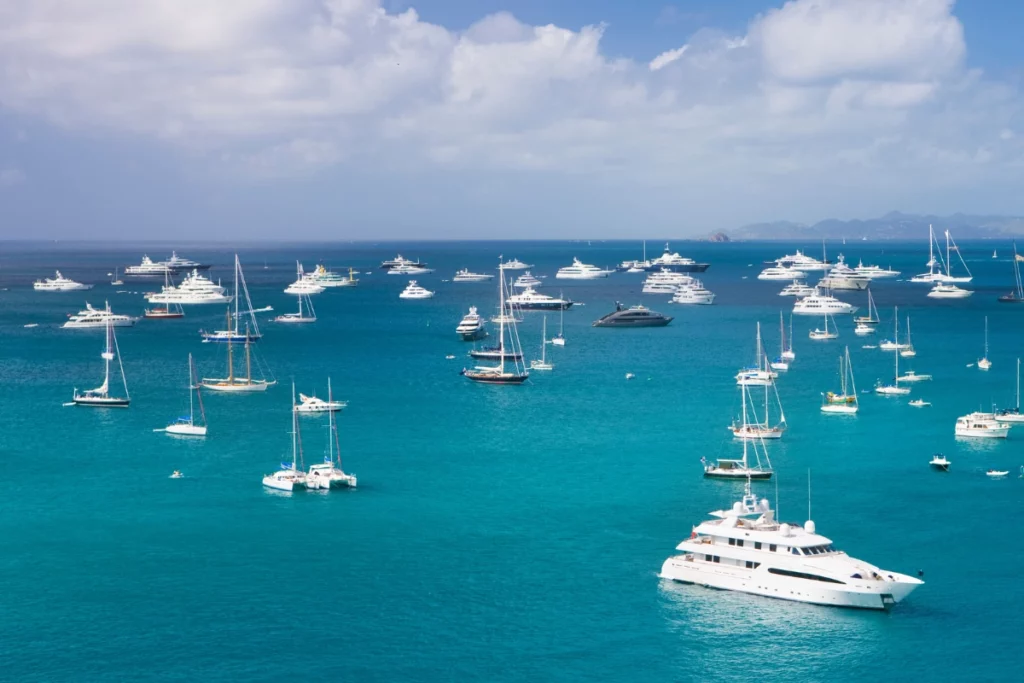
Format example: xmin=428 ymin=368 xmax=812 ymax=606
xmin=625 ymin=373 xmax=635 ymax=380
xmin=294 ymin=390 xmax=347 ymax=413
xmin=170 ymin=470 xmax=184 ymax=479
xmin=898 ymin=371 xmax=932 ymax=383
xmin=157 ymin=354 xmax=208 ymax=436
xmin=977 ymin=316 xmax=992 ymax=370
xmin=909 ymin=399 xmax=931 ymax=407
xmin=929 ymin=454 xmax=949 ymax=470
xmin=821 ymin=347 xmax=858 ymax=414
xmin=399 ymin=281 xmax=435 ymax=299
xmin=927 ymin=283 xmax=972 ymax=299
xmin=808 ymin=314 xmax=838 ymax=340
xmin=529 ymin=317 xmax=555 ymax=371
xmin=987 ymin=470 xmax=1009 ymax=478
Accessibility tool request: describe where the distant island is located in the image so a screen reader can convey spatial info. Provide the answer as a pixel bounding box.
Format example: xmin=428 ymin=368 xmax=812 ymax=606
xmin=732 ymin=211 xmax=1024 ymax=241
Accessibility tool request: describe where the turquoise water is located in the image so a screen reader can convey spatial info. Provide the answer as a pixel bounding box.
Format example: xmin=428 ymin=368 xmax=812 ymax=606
xmin=0 ymin=240 xmax=1020 ymax=681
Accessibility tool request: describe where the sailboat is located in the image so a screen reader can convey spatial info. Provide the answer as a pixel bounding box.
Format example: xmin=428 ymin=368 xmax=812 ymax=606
xmin=201 ymin=318 xmax=276 ymax=392
xmin=998 ymin=243 xmax=1024 ymax=303
xmin=705 ymin=383 xmax=773 ymax=479
xmin=530 ymin=317 xmax=554 ymax=371
xmin=875 ymin=306 xmax=911 ymax=395
xmin=809 ymin=313 xmax=838 ymax=340
xmin=262 ymin=384 xmax=309 ymax=491
xmin=995 ymin=359 xmax=1024 ymax=423
xmin=69 ymin=303 xmax=131 ymax=407
xmin=273 ymin=291 xmax=316 ymax=323
xmin=822 ymin=346 xmax=858 ymax=414
xmin=977 ymin=316 xmax=992 ymax=370
xmin=941 ymin=229 xmax=973 ymax=283
xmin=201 ymin=255 xmax=262 ymax=342
xmin=144 ymin=270 xmax=184 ymax=319
xmin=853 ymin=288 xmax=879 ymax=335
xmin=735 ymin=322 xmax=777 ymax=386
xmin=156 ymin=354 xmax=207 ymax=436
xmin=781 ymin=314 xmax=795 ymax=360
xmin=551 ymin=304 xmax=566 ymax=346
xmin=900 ymin=316 xmax=917 ymax=357
xmin=769 ymin=311 xmax=790 ymax=371
xmin=306 ymin=379 xmax=357 ymax=488
xmin=730 ymin=370 xmax=786 ymax=439
xmin=462 ymin=265 xmax=530 ymax=384
xmin=110 ymin=268 xmax=123 ymax=287
xmin=879 ymin=308 xmax=910 ymax=351
xmin=911 ymin=225 xmax=949 ymax=283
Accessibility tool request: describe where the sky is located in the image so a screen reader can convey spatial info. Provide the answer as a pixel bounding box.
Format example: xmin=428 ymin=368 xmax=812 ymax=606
xmin=1 ymin=0 xmax=1024 ymax=240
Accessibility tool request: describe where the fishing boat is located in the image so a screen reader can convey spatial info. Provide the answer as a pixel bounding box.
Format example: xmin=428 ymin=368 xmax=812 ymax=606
xmin=821 ymin=346 xmax=858 ymax=414
xmin=274 ymin=291 xmax=316 ymax=323
xmin=809 ymin=314 xmax=838 ymax=340
xmin=977 ymin=317 xmax=992 ymax=370
xmin=462 ymin=266 xmax=529 ymax=384
xmin=995 ymin=358 xmax=1024 ymax=423
xmin=530 ymin=317 xmax=555 ymax=371
xmin=998 ymin=243 xmax=1024 ymax=302
xmin=156 ymin=354 xmax=207 ymax=436
xmin=735 ymin=323 xmax=778 ymax=386
xmin=706 ymin=383 xmax=773 ymax=478
xmin=306 ymin=379 xmax=357 ymax=489
xmin=875 ymin=309 xmax=911 ymax=395
xmin=201 ymin=256 xmax=264 ymax=342
xmin=770 ymin=312 xmax=790 ymax=371
xmin=69 ymin=306 xmax=130 ymax=407
xmin=262 ymin=385 xmax=310 ymax=491
xmin=929 ymin=454 xmax=950 ymax=471
xmin=200 ymin=323 xmax=275 ymax=392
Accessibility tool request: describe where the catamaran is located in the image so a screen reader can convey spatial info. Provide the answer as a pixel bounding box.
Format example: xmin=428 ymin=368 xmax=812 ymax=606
xmin=156 ymin=354 xmax=207 ymax=436
xmin=69 ymin=305 xmax=130 ymax=407
xmin=263 ymin=385 xmax=309 ymax=491
xmin=462 ymin=266 xmax=529 ymax=384
xmin=201 ymin=322 xmax=275 ymax=392
xmin=201 ymin=255 xmax=263 ymax=342
xmin=706 ymin=383 xmax=773 ymax=479
xmin=821 ymin=347 xmax=858 ymax=414
xmin=305 ymin=379 xmax=357 ymax=489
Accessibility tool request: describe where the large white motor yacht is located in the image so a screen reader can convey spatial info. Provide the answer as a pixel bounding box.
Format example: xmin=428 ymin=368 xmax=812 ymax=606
xmin=124 ymin=255 xmax=169 ymax=278
xmin=63 ymin=302 xmax=137 ymax=328
xmin=671 ymin=281 xmax=715 ymax=305
xmin=500 ymin=258 xmax=532 ymax=270
xmin=659 ymin=481 xmax=923 ymax=609
xmin=513 ymin=271 xmax=543 ymax=288
xmin=555 ymin=258 xmax=613 ymax=279
xmin=648 ymin=243 xmax=709 ymax=272
xmin=34 ymin=271 xmax=93 ymax=292
xmin=853 ymin=260 xmax=900 ymax=279
xmin=955 ymin=412 xmax=1010 ymax=438
xmin=388 ymin=264 xmax=435 ymax=276
xmin=453 ymin=269 xmax=494 ymax=282
xmin=817 ymin=258 xmax=869 ymax=290
xmin=456 ymin=306 xmax=488 ymax=341
xmin=399 ymin=281 xmax=435 ymax=299
xmin=758 ymin=265 xmax=807 ymax=281
xmin=145 ymin=270 xmax=231 ymax=305
xmin=380 ymin=254 xmax=426 ymax=270
xmin=775 ymin=250 xmax=831 ymax=271
xmin=294 ymin=393 xmax=347 ymax=413
xmin=303 ymin=264 xmax=352 ymax=287
xmin=792 ymin=289 xmax=856 ymax=315
xmin=779 ymin=280 xmax=814 ymax=297
xmin=927 ymin=283 xmax=972 ymax=299
xmin=506 ymin=287 xmax=573 ymax=310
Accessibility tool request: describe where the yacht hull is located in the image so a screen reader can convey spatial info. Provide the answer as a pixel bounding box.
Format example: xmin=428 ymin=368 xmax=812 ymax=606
xmin=461 ymin=371 xmax=529 ymax=384
xmin=703 ymin=468 xmax=772 ymax=480
xmin=459 ymin=328 xmax=488 ymax=341
xmin=165 ymin=424 xmax=207 ymax=436
xmin=201 ymin=379 xmax=275 ymax=393
xmin=72 ymin=396 xmax=130 ymax=408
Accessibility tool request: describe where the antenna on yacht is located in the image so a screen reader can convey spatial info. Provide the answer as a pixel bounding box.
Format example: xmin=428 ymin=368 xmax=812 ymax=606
xmin=807 ymin=469 xmax=812 ymax=521
xmin=774 ymin=472 xmax=780 ymax=519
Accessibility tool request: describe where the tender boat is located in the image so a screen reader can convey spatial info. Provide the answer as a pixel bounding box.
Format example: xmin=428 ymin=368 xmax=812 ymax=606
xmin=929 ymin=454 xmax=950 ymax=471
xmin=399 ymin=281 xmax=435 ymax=299
xmin=453 ymin=269 xmax=494 ymax=282
xmin=63 ymin=302 xmax=137 ymax=328
xmin=456 ymin=306 xmax=488 ymax=341
xmin=909 ymin=399 xmax=931 ymax=407
xmin=987 ymin=470 xmax=1009 ymax=478
xmin=34 ymin=271 xmax=93 ymax=292
xmin=955 ymin=412 xmax=1009 ymax=439
xmin=555 ymin=258 xmax=613 ymax=279
xmin=592 ymin=303 xmax=672 ymax=327
xmin=659 ymin=480 xmax=923 ymax=609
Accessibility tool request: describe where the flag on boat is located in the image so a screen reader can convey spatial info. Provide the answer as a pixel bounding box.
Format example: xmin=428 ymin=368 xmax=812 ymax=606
xmin=281 ymin=462 xmax=293 ymax=470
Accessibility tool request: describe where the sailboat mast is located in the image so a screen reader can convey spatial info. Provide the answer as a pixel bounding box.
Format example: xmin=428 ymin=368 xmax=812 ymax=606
xmin=187 ymin=353 xmax=194 ymax=425
xmin=104 ymin=310 xmax=112 ymax=391
xmin=245 ymin=326 xmax=252 ymax=383
xmin=226 ymin=307 xmax=235 ymax=382
xmin=1018 ymin=358 xmax=1021 ymax=411
xmin=233 ymin=255 xmax=239 ymax=322
xmin=894 ymin=306 xmax=900 ymax=383
xmin=741 ymin=383 xmax=749 ymax=468
xmin=541 ymin=316 xmax=547 ymax=363
xmin=291 ymin=385 xmax=298 ymax=469
xmin=498 ymin=264 xmax=506 ymax=374
xmin=329 ymin=378 xmax=340 ymax=468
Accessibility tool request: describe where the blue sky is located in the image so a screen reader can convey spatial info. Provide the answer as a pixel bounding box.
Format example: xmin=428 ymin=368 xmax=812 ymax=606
xmin=1 ymin=0 xmax=1023 ymax=240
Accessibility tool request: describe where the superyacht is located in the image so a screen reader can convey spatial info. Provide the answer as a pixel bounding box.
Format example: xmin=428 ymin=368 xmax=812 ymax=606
xmin=34 ymin=271 xmax=93 ymax=292
xmin=792 ymin=288 xmax=856 ymax=315
xmin=555 ymin=258 xmax=613 ymax=279
xmin=648 ymin=243 xmax=709 ymax=272
xmin=506 ymin=287 xmax=573 ymax=310
xmin=145 ymin=270 xmax=231 ymax=305
xmin=670 ymin=281 xmax=715 ymax=305
xmin=63 ymin=302 xmax=137 ymax=329
xmin=592 ymin=303 xmax=672 ymax=327
xmin=456 ymin=306 xmax=488 ymax=341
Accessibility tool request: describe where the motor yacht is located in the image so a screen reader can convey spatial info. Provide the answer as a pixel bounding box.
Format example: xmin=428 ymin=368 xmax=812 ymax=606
xmin=816 ymin=256 xmax=869 ymax=290
xmin=929 ymin=454 xmax=950 ymax=471
xmin=124 ymin=255 xmax=168 ymax=278
xmin=854 ymin=260 xmax=900 ymax=279
xmin=303 ymin=264 xmax=353 ymax=287
xmin=506 ymin=286 xmax=573 ymax=310
xmin=513 ymin=271 xmax=543 ymax=288
xmin=897 ymin=371 xmax=932 ymax=383
xmin=284 ymin=263 xmax=326 ymax=295
xmin=145 ymin=270 xmax=231 ymax=305
xmin=388 ymin=264 xmax=435 ymax=276
xmin=955 ymin=412 xmax=1009 ymax=438
xmin=775 ymin=250 xmax=831 ymax=271
xmin=63 ymin=302 xmax=137 ymax=328
xmin=648 ymin=243 xmax=709 ymax=272
xmin=399 ymin=281 xmax=435 ymax=299
xmin=500 ymin=258 xmax=532 ymax=270
xmin=592 ymin=303 xmax=672 ymax=327
xmin=161 ymin=252 xmax=211 ymax=272
xmin=758 ymin=265 xmax=807 ymax=281
xmin=456 ymin=306 xmax=488 ymax=341
xmin=779 ymin=280 xmax=814 ymax=297
xmin=34 ymin=271 xmax=93 ymax=292
xmin=927 ymin=283 xmax=972 ymax=299
xmin=380 ymin=255 xmax=426 ymax=270
xmin=909 ymin=399 xmax=931 ymax=407
xmin=659 ymin=482 xmax=923 ymax=609
xmin=294 ymin=392 xmax=346 ymax=413
xmin=793 ymin=289 xmax=856 ymax=315
xmin=854 ymin=323 xmax=875 ymax=336
xmin=453 ymin=269 xmax=494 ymax=282
xmin=555 ymin=258 xmax=613 ymax=279
xmin=670 ymin=281 xmax=716 ymax=305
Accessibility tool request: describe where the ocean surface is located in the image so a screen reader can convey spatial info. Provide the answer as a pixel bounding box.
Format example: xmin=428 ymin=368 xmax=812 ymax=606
xmin=1 ymin=239 xmax=1021 ymax=682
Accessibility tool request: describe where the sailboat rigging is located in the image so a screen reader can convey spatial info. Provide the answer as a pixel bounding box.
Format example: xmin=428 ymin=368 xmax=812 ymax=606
xmin=530 ymin=316 xmax=554 ymax=371
xmin=69 ymin=302 xmax=130 ymax=407
xmin=995 ymin=358 xmax=1024 ymax=423
xmin=305 ymin=378 xmax=357 ymax=489
xmin=462 ymin=265 xmax=529 ymax=384
xmin=875 ymin=306 xmax=911 ymax=395
xmin=998 ymin=243 xmax=1024 ymax=303
xmin=821 ymin=346 xmax=858 ymax=414
xmin=706 ymin=383 xmax=773 ymax=479
xmin=201 ymin=314 xmax=276 ymax=392
xmin=201 ymin=255 xmax=263 ymax=342
xmin=157 ymin=354 xmax=207 ymax=435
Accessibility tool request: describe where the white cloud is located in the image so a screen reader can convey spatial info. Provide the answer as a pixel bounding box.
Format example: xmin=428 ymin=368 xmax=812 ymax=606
xmin=649 ymin=44 xmax=688 ymax=71
xmin=0 ymin=0 xmax=1021 ymax=229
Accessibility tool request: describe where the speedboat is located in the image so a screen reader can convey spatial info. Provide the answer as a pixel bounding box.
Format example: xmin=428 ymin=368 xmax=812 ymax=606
xmin=506 ymin=286 xmax=573 ymax=310
xmin=453 ymin=269 xmax=494 ymax=282
xmin=927 ymin=283 xmax=972 ymax=299
xmin=670 ymin=281 xmax=715 ymax=305
xmin=929 ymin=454 xmax=950 ymax=470
xmin=659 ymin=481 xmax=923 ymax=609
xmin=294 ymin=393 xmax=346 ymax=413
xmin=779 ymin=280 xmax=814 ymax=297
xmin=909 ymin=399 xmax=931 ymax=407
xmin=399 ymin=281 xmax=435 ymax=299
xmin=793 ymin=289 xmax=856 ymax=315
xmin=592 ymin=303 xmax=672 ymax=327
xmin=647 ymin=243 xmax=709 ymax=272
xmin=456 ymin=306 xmax=488 ymax=341
xmin=758 ymin=265 xmax=807 ymax=281
xmin=63 ymin=303 xmax=137 ymax=328
xmin=34 ymin=271 xmax=93 ymax=292
xmin=500 ymin=258 xmax=532 ymax=270
xmin=955 ymin=412 xmax=1009 ymax=438
xmin=555 ymin=258 xmax=613 ymax=279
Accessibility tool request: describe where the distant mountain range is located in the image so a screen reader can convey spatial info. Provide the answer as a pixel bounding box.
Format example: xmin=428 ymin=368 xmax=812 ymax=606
xmin=732 ymin=212 xmax=1024 ymax=241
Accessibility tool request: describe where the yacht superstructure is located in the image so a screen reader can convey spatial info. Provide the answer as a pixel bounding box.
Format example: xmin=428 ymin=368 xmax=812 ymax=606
xmin=793 ymin=289 xmax=856 ymax=316
xmin=146 ymin=270 xmax=231 ymax=305
xmin=555 ymin=258 xmax=613 ymax=279
xmin=456 ymin=306 xmax=488 ymax=341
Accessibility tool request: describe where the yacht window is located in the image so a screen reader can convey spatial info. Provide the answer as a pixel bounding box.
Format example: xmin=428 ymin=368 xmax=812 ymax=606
xmin=769 ymin=544 xmax=777 ymax=552
xmin=728 ymin=538 xmax=736 ymax=546
xmin=768 ymin=568 xmax=845 ymax=584
xmin=736 ymin=539 xmax=744 ymax=548
xmin=713 ymin=556 xmax=720 ymax=563
xmin=754 ymin=542 xmax=762 ymax=550
xmin=791 ymin=547 xmax=801 ymax=555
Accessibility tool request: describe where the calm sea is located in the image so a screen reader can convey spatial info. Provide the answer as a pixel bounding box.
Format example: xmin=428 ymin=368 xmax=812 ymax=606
xmin=0 ymin=239 xmax=1019 ymax=681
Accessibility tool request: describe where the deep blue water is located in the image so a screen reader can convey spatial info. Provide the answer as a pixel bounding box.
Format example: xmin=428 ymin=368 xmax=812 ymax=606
xmin=0 ymin=239 xmax=1021 ymax=681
